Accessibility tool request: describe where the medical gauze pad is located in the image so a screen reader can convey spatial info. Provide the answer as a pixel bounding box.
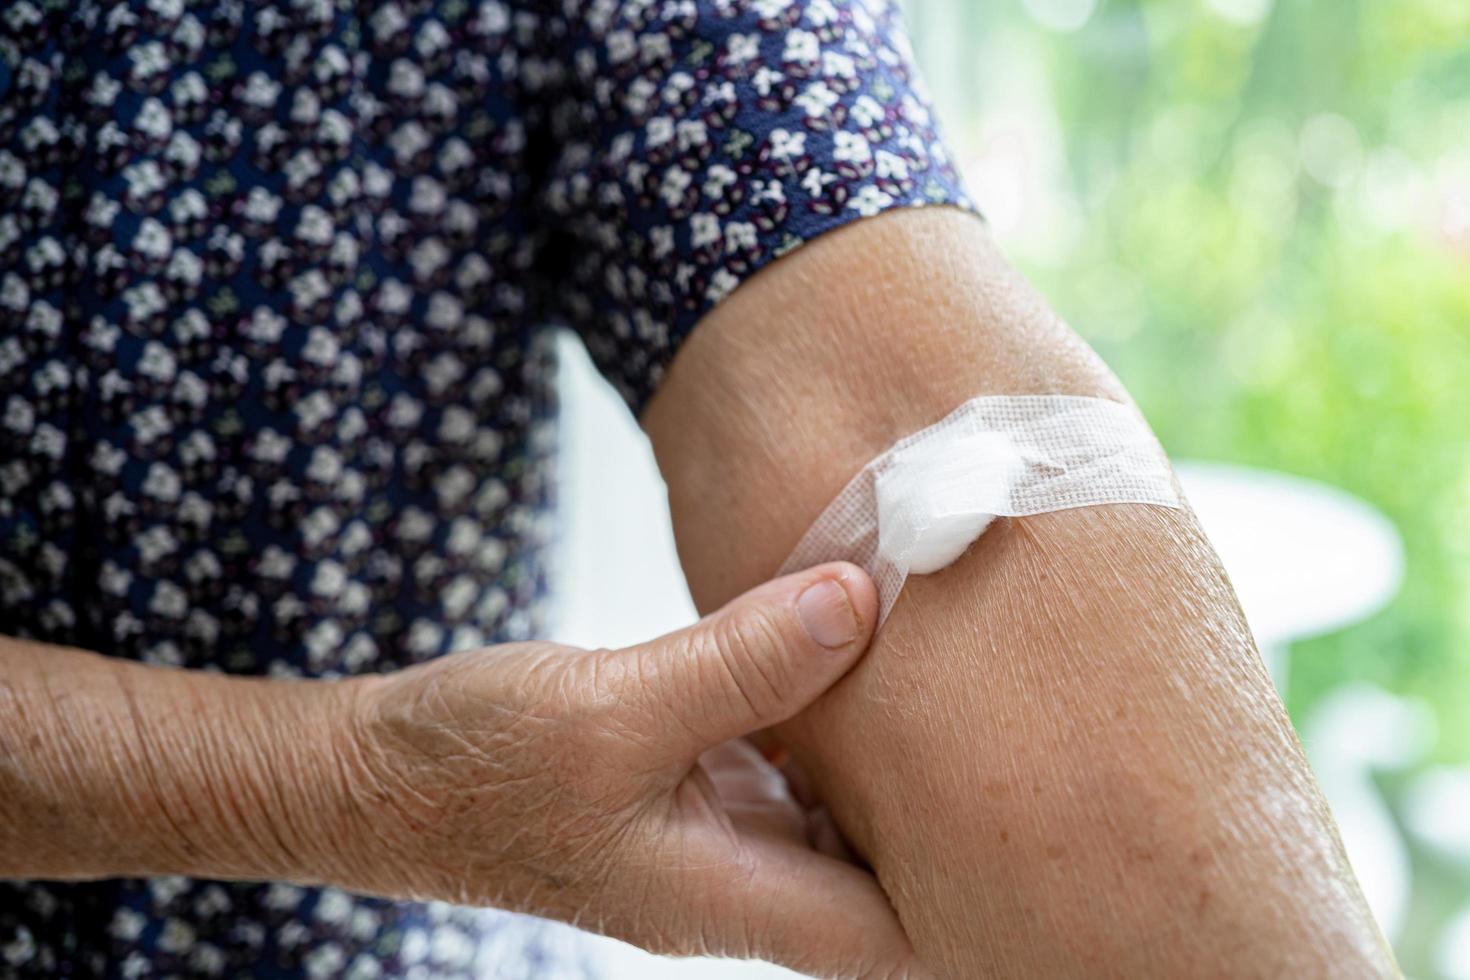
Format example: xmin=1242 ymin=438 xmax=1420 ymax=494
xmin=778 ymin=395 xmax=1182 ymax=623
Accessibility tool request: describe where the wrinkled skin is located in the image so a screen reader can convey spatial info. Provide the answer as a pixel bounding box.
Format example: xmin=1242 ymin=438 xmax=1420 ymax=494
xmin=335 ymin=570 xmax=923 ymax=978
xmin=645 ymin=206 xmax=1399 ymax=978
xmin=3 ymin=205 xmax=1399 ymax=979
xmin=1 ymin=564 xmax=927 ymax=979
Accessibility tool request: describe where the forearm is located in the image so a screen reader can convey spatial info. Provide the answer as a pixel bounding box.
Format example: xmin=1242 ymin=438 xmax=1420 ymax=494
xmin=0 ymin=636 xmax=361 ymax=885
xmin=645 ymin=208 xmax=1393 ymax=975
xmin=785 ymin=507 xmax=1383 ymax=975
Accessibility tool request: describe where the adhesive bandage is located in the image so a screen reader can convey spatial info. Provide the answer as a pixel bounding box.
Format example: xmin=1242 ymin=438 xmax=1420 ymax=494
xmin=778 ymin=395 xmax=1183 ymax=624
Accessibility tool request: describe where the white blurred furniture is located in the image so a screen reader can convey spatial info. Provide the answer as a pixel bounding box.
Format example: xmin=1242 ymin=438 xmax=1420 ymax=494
xmin=1174 ymin=461 xmax=1404 ymax=695
xmin=551 ymin=336 xmax=1408 ymax=974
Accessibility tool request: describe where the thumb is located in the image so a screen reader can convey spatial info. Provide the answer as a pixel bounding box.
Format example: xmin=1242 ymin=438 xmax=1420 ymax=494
xmin=626 ymin=562 xmax=878 ymax=756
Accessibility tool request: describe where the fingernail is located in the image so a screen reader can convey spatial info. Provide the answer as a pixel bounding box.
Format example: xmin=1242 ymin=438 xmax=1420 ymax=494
xmin=797 ymin=579 xmax=858 ymax=649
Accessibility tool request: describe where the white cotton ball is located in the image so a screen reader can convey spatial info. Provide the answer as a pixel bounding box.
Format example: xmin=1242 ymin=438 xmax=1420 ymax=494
xmin=876 ymin=430 xmax=1024 ymax=575
xmin=905 ymin=509 xmax=1000 ymax=574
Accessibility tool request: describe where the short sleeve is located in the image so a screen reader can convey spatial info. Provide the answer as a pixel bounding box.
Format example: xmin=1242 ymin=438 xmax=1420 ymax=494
xmin=537 ymin=0 xmax=977 ymax=412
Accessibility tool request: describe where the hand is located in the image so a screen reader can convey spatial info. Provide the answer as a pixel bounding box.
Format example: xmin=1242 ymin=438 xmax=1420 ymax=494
xmin=334 ymin=563 xmax=926 ymax=979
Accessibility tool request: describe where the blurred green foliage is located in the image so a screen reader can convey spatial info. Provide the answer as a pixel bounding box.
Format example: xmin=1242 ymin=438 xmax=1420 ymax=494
xmin=910 ymin=0 xmax=1469 ymax=974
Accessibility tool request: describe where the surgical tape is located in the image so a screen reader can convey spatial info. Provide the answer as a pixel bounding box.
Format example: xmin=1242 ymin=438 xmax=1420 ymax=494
xmin=778 ymin=395 xmax=1182 ymax=624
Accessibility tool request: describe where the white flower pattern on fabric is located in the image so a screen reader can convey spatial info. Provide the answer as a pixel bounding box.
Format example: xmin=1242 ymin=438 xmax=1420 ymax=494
xmin=0 ymin=0 xmax=972 ymax=974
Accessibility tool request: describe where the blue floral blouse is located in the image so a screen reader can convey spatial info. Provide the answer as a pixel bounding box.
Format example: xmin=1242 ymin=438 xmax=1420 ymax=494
xmin=0 ymin=0 xmax=972 ymax=974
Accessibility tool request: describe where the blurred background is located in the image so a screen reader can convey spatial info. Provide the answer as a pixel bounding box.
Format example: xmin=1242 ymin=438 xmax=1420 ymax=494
xmin=552 ymin=0 xmax=1470 ymax=976
xmin=905 ymin=0 xmax=1470 ymax=975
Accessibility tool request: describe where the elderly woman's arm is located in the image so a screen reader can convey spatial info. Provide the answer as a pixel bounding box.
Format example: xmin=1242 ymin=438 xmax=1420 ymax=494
xmin=644 ymin=206 xmax=1398 ymax=977
xmin=0 ymin=634 xmax=358 ymax=883
xmin=0 ymin=567 xmax=924 ymax=978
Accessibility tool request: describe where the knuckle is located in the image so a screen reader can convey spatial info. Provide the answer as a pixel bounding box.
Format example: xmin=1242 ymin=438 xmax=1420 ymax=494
xmin=702 ymin=606 xmax=792 ymax=722
xmin=612 ymin=636 xmax=713 ymax=755
xmin=549 ymin=649 xmax=661 ymax=785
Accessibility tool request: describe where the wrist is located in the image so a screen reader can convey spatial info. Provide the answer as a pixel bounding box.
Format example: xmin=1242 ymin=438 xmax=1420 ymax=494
xmin=238 ymin=670 xmax=402 ymax=891
xmin=313 ymin=665 xmax=470 ymax=902
xmin=303 ymin=670 xmax=412 ymax=896
xmin=102 ymin=659 xmax=382 ymax=887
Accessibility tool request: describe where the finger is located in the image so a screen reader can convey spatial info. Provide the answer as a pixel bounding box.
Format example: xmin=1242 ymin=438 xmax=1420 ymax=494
xmin=745 ymin=728 xmax=788 ymax=765
xmin=702 ymin=741 xmax=807 ymax=842
xmin=674 ymin=830 xmax=931 ymax=979
xmin=713 ymin=738 xmax=819 ymax=813
xmin=807 ymin=805 xmax=860 ymax=863
xmin=777 ymin=753 xmax=819 ymax=810
xmin=700 ymin=741 xmax=789 ymax=808
xmin=621 ymin=562 xmax=878 ymax=758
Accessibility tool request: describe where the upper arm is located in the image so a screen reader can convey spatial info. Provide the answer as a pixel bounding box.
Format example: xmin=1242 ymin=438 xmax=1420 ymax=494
xmin=640 ymin=205 xmax=1119 ymax=605
xmin=639 ymin=207 xmax=1393 ymax=976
